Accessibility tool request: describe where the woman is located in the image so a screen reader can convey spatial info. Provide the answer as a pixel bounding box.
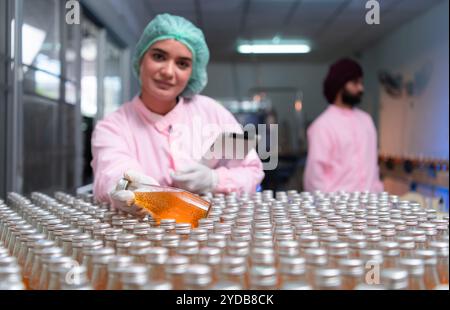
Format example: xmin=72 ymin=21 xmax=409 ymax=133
xmin=91 ymin=14 xmax=264 ymax=216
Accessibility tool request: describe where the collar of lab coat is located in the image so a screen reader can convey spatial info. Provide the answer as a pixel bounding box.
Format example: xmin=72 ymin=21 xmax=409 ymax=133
xmin=133 ymin=95 xmax=187 ymax=134
xmin=328 ymin=104 xmax=358 ymax=117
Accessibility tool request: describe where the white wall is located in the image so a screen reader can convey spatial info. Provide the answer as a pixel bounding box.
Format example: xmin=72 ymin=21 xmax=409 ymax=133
xmin=361 ymin=0 xmax=449 ymax=160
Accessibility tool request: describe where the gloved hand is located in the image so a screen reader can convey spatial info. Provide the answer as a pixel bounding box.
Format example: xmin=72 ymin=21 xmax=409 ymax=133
xmin=171 ymin=162 xmax=218 ymax=194
xmin=109 ymin=170 xmax=159 ymax=218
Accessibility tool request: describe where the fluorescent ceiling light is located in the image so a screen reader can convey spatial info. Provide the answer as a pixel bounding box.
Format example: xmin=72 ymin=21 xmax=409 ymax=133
xmin=238 ymin=43 xmax=310 ymax=54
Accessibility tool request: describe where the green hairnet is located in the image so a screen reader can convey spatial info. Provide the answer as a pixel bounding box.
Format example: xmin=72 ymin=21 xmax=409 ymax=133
xmin=133 ymin=13 xmax=210 ymax=98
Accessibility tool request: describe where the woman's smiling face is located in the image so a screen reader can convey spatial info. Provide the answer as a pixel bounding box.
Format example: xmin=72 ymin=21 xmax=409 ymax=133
xmin=139 ymin=39 xmax=193 ymax=103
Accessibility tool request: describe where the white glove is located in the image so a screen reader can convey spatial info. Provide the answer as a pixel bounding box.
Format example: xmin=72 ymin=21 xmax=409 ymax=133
xmin=171 ymin=162 xmax=218 ymax=194
xmin=109 ymin=170 xmax=159 ymax=217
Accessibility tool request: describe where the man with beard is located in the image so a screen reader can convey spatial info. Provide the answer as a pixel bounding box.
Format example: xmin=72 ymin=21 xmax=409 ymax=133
xmin=303 ymin=58 xmax=383 ymax=193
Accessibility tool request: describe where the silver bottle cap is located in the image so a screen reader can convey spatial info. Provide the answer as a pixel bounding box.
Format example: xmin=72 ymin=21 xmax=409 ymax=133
xmin=379 ymin=241 xmax=400 ymax=256
xmin=381 ymin=268 xmax=408 ymax=290
xmin=210 ymin=281 xmax=243 ymax=290
xmin=304 ymin=248 xmax=328 ymax=266
xmin=177 ymin=240 xmax=200 ymax=256
xmin=121 ymin=264 xmax=149 ymax=285
xmin=398 ymin=258 xmax=425 ymax=276
xmin=185 ymin=264 xmax=212 ymax=286
xmin=315 ymin=268 xmax=342 ymax=289
xmin=197 ymin=247 xmax=221 ymax=265
xmin=279 ymin=256 xmax=306 ymax=275
xmin=175 ymin=223 xmax=192 ymax=235
xmin=354 ymin=283 xmax=386 ymax=290
xmin=107 ymin=255 xmax=135 ymax=270
xmin=277 ymin=240 xmax=300 ymax=257
xmin=145 ymin=247 xmax=169 ymax=265
xmin=360 ymin=249 xmax=383 ymax=265
xmin=161 ymin=234 xmax=180 ymax=248
xmin=250 ymin=266 xmax=277 ymax=287
xmin=115 ymin=179 xmax=129 ymax=191
xmin=221 ymin=256 xmax=246 ymax=275
xmin=251 ymin=247 xmax=276 ymax=266
xmin=166 ymin=255 xmax=189 ymax=275
xmin=415 ymin=249 xmax=437 ymax=265
xmin=428 ymin=241 xmax=449 ymax=257
xmin=281 ymin=281 xmax=312 ymax=290
xmin=144 ymin=281 xmax=173 ymax=290
xmin=338 ymin=259 xmax=364 ymax=276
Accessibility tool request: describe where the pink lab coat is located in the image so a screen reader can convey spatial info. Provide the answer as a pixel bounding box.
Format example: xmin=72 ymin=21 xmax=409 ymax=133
xmin=91 ymin=95 xmax=265 ymax=202
xmin=303 ymin=105 xmax=383 ymax=193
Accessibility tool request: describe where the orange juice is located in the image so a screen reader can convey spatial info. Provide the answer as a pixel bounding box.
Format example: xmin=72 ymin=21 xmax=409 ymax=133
xmin=133 ymin=188 xmax=210 ymax=228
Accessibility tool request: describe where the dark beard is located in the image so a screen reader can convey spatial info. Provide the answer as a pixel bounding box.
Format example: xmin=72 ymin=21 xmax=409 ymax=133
xmin=342 ymin=89 xmax=363 ymax=107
